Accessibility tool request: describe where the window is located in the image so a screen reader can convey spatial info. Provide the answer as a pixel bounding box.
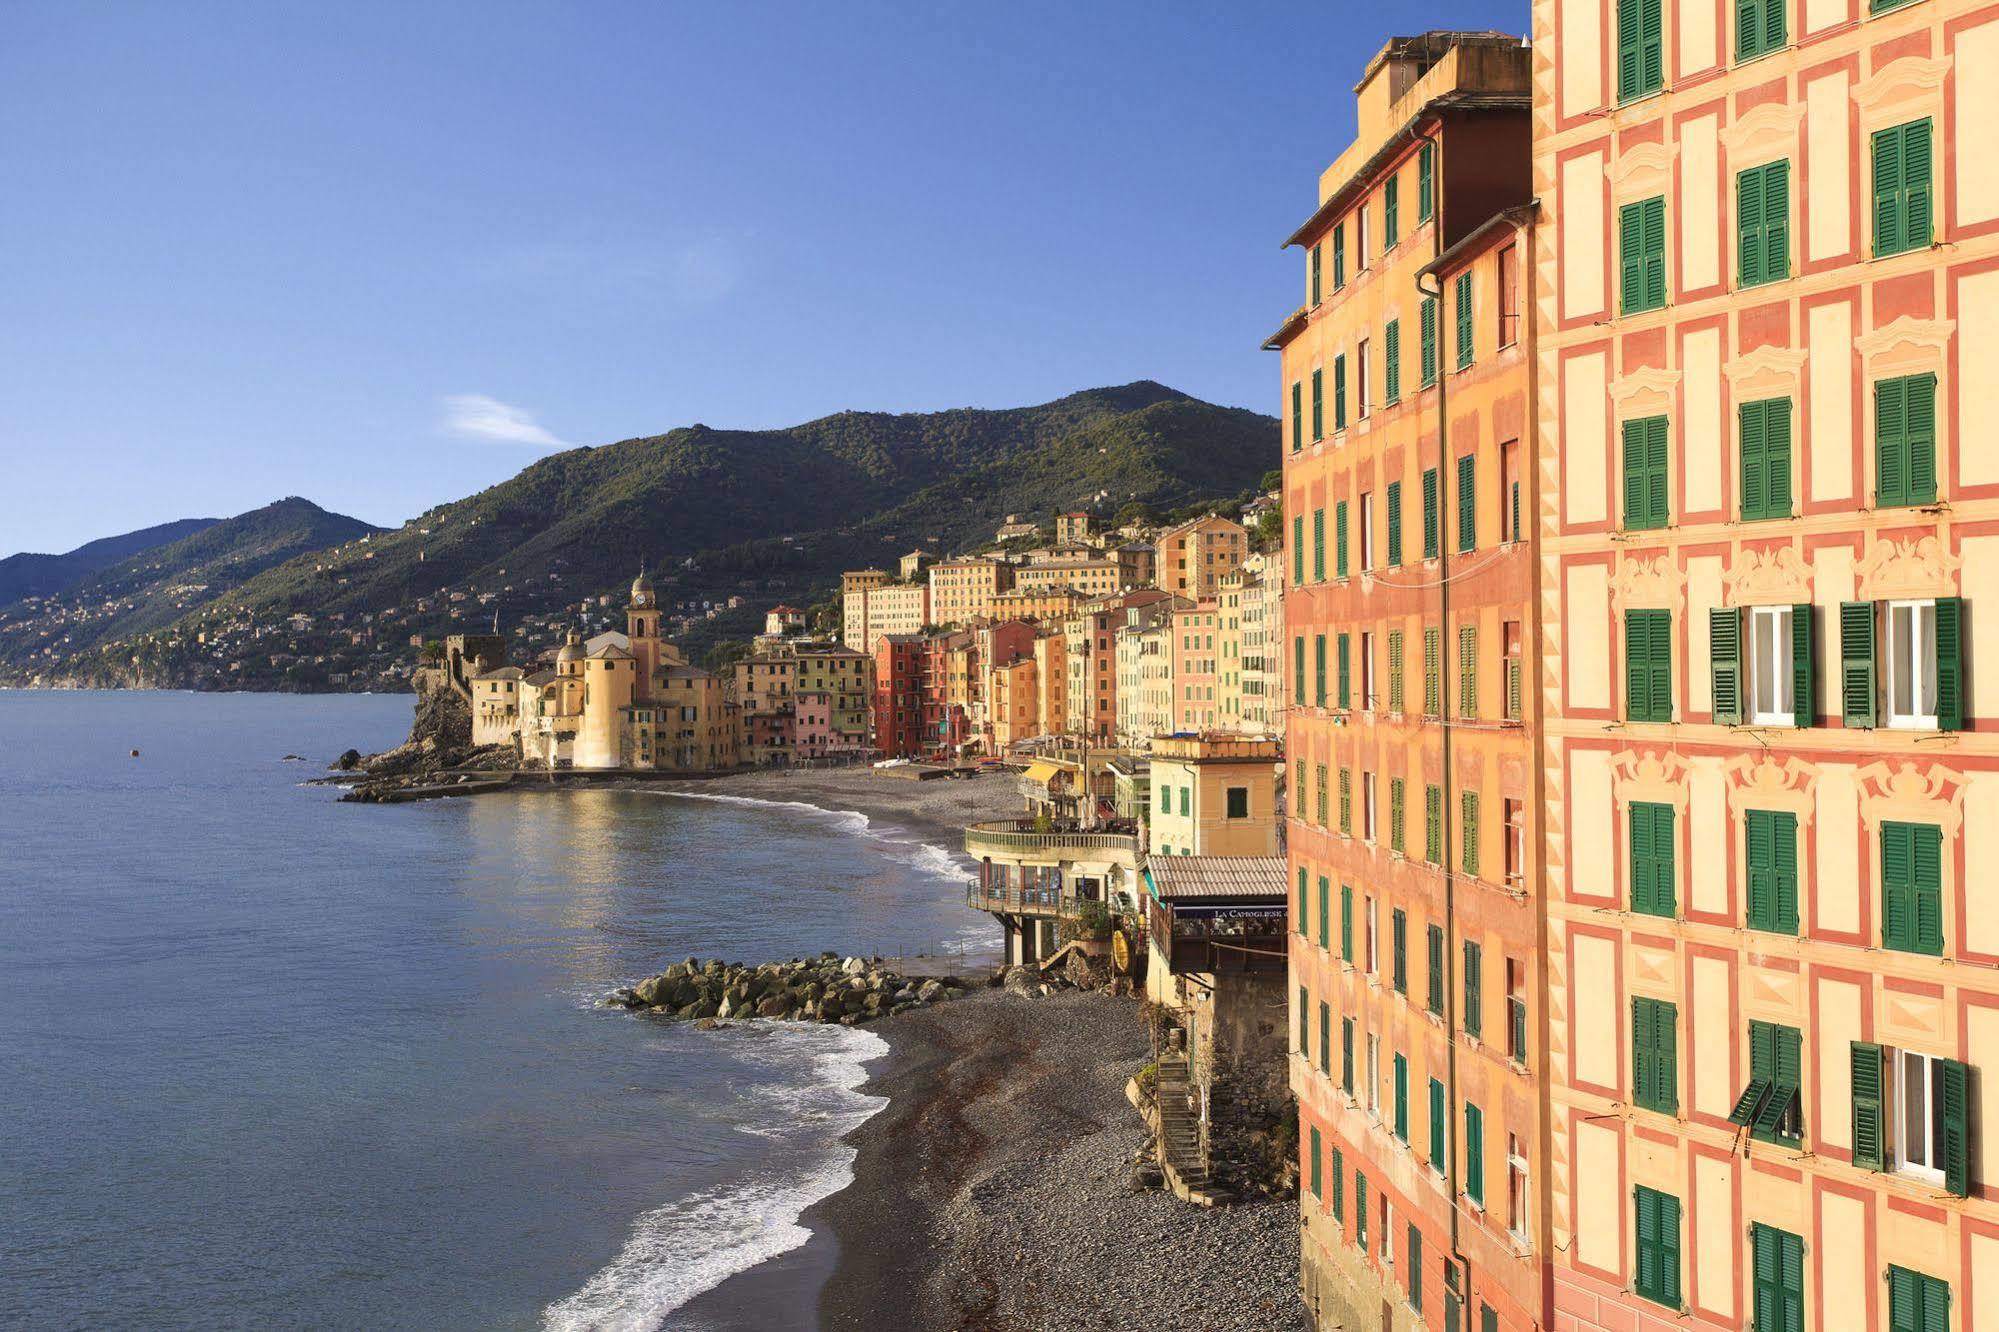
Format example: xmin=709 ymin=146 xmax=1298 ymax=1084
xmin=1333 ymin=221 xmax=1346 ymax=289
xmin=1454 ymin=272 xmax=1475 ymax=369
xmin=1422 ymin=467 xmax=1440 ymax=558
xmin=1737 ymin=0 xmax=1786 ymax=57
xmin=1384 ymin=176 xmax=1400 ymax=249
xmin=1625 ymin=608 xmax=1672 ymax=722
xmin=1389 ymin=778 xmax=1406 ymax=854
xmin=1420 ymin=297 xmax=1439 ymax=387
xmin=1876 ymin=373 xmax=1938 ymax=506
xmin=1504 ymin=798 xmax=1524 ymax=890
xmin=1316 ymin=876 xmax=1330 ymax=948
xmin=1357 ymin=338 xmax=1372 ymax=419
xmin=1461 ymin=790 xmax=1481 ymax=877
xmin=1337 ymin=632 xmax=1351 ymax=708
xmin=1298 ymin=984 xmax=1309 ymax=1050
xmin=1860 ymin=1045 xmax=1971 ymax=1194
xmin=1293 ymin=635 xmax=1306 ymax=705
xmin=1417 ymin=142 xmax=1435 ymax=222
xmin=1290 ymin=381 xmax=1302 ymax=450
xmin=1316 ymin=1001 xmax=1331 ymax=1076
xmin=1456 ymin=454 xmax=1477 ymax=553
xmin=1886 ymin=598 xmax=1944 ymax=729
xmin=1630 ymin=800 xmax=1677 ymax=917
xmin=1887 ymin=1268 xmax=1951 ymax=1332
xmin=1341 ymin=883 xmax=1354 ymax=961
xmin=1739 ymin=396 xmax=1794 ymax=520
xmin=1342 ymin=1017 xmax=1355 ymax=1092
xmin=1880 ymin=819 xmax=1944 ymax=956
xmin=1497 ymin=243 xmax=1519 ymax=348
xmin=1359 ymin=493 xmax=1373 ymax=573
xmin=1747 ymin=604 xmax=1798 ymax=724
xmin=1226 ymin=786 xmax=1248 ymax=819
xmin=1744 ymin=1225 xmax=1804 ymax=1332
xmin=1459 ymin=623 xmax=1478 ymax=718
xmin=1872 ymin=119 xmax=1934 ymax=259
xmin=1296 ymin=867 xmax=1307 ymax=936
xmin=1365 ymin=894 xmax=1378 ymax=977
xmin=1359 ymin=631 xmax=1374 ymax=707
xmin=1632 ymin=1186 xmax=1682 ymax=1309
xmin=1366 ymin=1033 xmax=1381 ymax=1115
xmin=1310 ymin=368 xmax=1324 ymax=441
xmin=1504 ymin=622 xmax=1523 ymax=722
xmin=1737 ymin=161 xmax=1790 ymax=287
xmin=1334 ymin=354 xmax=1348 ymax=431
xmin=1507 ymin=958 xmax=1528 ymax=1066
xmin=1464 ymin=1102 xmax=1485 ymax=1206
xmin=1712 ymin=602 xmax=1811 ymax=727
xmin=1338 ymin=768 xmax=1352 ymax=834
xmin=1427 ymin=1078 xmax=1446 ymax=1171
xmin=1619 ymin=196 xmax=1667 ymax=313
xmin=1463 ymin=939 xmax=1483 ymax=1038
xmin=1728 ymin=1019 xmax=1802 ymax=1145
xmin=1356 ymin=204 xmax=1370 ymax=270
xmin=1355 ymin=1171 xmax=1369 ymax=1250
xmin=1622 ymin=415 xmax=1669 ymax=530
xmin=1310 ymin=242 xmax=1323 ymax=307
xmin=1311 ymin=508 xmax=1325 ymax=583
xmin=1384 ymin=320 xmax=1402 ymax=405
xmin=1332 ymin=1146 xmax=1345 ymax=1220
xmin=1362 ymin=772 xmax=1377 ymax=842
xmin=1392 ymin=908 xmax=1408 ymax=994
xmin=1425 ymin=922 xmax=1444 ymax=1014
xmin=1385 ymin=481 xmax=1403 ymax=567
xmin=1744 ymin=808 xmax=1800 ymax=934
xmin=1334 ymin=501 xmax=1349 ymax=579
xmin=1500 ymin=439 xmax=1521 ymax=543
xmin=1632 ymin=996 xmax=1679 ymax=1114
xmin=1425 ymin=784 xmax=1443 ymax=864
xmin=1393 ymin=1053 xmax=1408 ymax=1140
xmin=1618 ymin=0 xmax=1664 ymax=102
xmin=1408 ymin=1223 xmax=1423 ymax=1312
xmin=1387 ymin=630 xmax=1405 ymax=713
xmin=1309 ymin=1125 xmax=1322 ymax=1197
xmin=1507 ymin=1135 xmax=1530 ymax=1247
xmin=1423 ymin=627 xmax=1441 ymax=715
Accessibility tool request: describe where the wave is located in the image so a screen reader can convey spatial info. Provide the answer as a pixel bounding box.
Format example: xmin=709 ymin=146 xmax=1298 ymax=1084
xmin=540 ymin=1025 xmax=889 ymax=1332
xmin=649 ymin=789 xmax=973 ymax=887
xmin=645 ymin=788 xmax=873 ymax=839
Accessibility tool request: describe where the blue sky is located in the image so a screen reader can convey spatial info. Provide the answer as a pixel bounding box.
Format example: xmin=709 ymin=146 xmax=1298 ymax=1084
xmin=0 ymin=2 xmax=1523 ymax=557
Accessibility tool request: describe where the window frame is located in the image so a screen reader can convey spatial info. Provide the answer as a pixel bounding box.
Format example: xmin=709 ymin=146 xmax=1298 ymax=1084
xmin=1883 ymin=598 xmax=1939 ymax=729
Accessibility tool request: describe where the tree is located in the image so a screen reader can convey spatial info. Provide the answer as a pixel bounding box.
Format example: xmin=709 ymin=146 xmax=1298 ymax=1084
xmin=1259 ymin=468 xmax=1283 ymax=493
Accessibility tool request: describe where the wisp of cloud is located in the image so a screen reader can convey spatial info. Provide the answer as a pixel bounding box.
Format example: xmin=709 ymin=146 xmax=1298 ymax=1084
xmin=442 ymin=394 xmax=568 ymax=448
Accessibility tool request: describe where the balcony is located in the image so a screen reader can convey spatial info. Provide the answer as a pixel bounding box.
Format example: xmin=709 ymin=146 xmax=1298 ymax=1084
xmin=962 ymin=820 xmax=1141 ymax=860
xmin=964 ymin=878 xmax=1074 ymax=918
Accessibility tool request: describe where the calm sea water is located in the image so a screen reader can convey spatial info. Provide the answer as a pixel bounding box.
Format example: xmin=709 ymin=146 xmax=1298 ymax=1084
xmin=0 ymin=691 xmax=986 ymax=1331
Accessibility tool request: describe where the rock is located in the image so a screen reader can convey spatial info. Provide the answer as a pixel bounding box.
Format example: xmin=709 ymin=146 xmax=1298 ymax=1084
xmin=892 ymin=986 xmax=916 ymax=1005
xmin=841 ymin=956 xmax=868 ymax=976
xmin=679 ymin=999 xmax=718 ymax=1020
xmin=692 ymin=1017 xmax=722 ymax=1031
xmin=335 ymin=749 xmax=362 ymax=771
xmin=607 ymin=986 xmax=639 ymax=1008
xmin=1002 ymin=966 xmax=1041 ymax=999
xmin=757 ymin=995 xmax=792 ymax=1019
xmin=632 ymin=975 xmax=671 ymax=1006
xmin=916 ymin=979 xmax=945 ymax=1003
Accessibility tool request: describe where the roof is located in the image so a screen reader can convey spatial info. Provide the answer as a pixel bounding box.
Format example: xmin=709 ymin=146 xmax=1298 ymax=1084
xmin=524 ymin=669 xmax=556 ymax=686
xmin=474 ymin=665 xmax=525 ymax=681
xmin=1144 ymin=856 xmax=1288 ymax=902
xmin=588 ymin=643 xmax=633 ymax=661
xmin=1022 ymin=760 xmax=1063 ymax=785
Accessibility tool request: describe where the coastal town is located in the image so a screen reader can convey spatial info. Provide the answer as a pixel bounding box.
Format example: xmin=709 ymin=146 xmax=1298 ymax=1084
xmin=350 ymin=8 xmax=1999 ymax=1330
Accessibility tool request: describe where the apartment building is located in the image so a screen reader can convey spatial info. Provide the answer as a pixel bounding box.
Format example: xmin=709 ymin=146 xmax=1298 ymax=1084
xmin=1158 ymin=514 xmax=1250 ymax=600
xmin=928 ymin=557 xmax=1014 ymax=626
xmin=1272 ymin=31 xmax=1541 ymax=1332
xmin=1171 ymin=602 xmax=1222 ymax=734
xmin=1531 ymin=1 xmax=1999 ymax=1328
xmin=1241 ymin=550 xmax=1288 ymax=737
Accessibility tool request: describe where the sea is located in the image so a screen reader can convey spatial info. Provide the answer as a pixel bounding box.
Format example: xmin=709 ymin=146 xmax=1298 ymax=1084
xmin=0 ymin=691 xmax=989 ymax=1331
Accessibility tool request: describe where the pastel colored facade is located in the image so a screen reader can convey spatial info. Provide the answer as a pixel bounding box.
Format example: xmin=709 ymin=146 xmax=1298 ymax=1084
xmin=791 ymin=643 xmax=873 ymax=760
xmin=841 ymin=577 xmax=929 ymax=654
xmin=1157 ymin=514 xmax=1250 ymax=600
xmin=929 ymin=557 xmax=1014 ymax=626
xmin=1170 ymin=602 xmax=1222 ymax=734
xmin=764 ymin=605 xmax=806 ymax=637
xmin=973 ymin=619 xmax=1038 ymax=751
xmin=1056 ymin=511 xmax=1095 ymax=545
xmin=898 ymin=549 xmax=936 ymax=582
xmin=1532 ymin=0 xmax=1999 ymax=1328
xmin=1273 ymin=32 xmax=1544 ymax=1332
xmin=1149 ymin=735 xmax=1285 ymax=860
xmin=471 ymin=666 xmax=525 ymax=747
xmin=1241 ymin=550 xmax=1288 ymax=737
xmin=922 ymin=631 xmax=973 ymax=754
xmin=989 ymin=586 xmax=1083 ymax=624
xmin=1033 ymin=632 xmax=1068 ymax=739
xmin=1016 ymin=551 xmax=1128 ymax=599
xmin=988 ymin=654 xmax=1040 ymax=750
xmin=874 ymin=634 xmax=926 ymax=758
xmin=1115 ymin=612 xmax=1174 ymax=752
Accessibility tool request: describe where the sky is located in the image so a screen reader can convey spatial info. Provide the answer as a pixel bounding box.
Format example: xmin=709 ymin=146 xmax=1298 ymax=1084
xmin=0 ymin=1 xmax=1524 ymax=557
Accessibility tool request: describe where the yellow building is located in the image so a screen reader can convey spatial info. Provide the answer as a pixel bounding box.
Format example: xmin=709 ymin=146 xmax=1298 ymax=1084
xmin=989 ymin=585 xmax=1082 ymax=623
xmin=1056 ymin=511 xmax=1095 ymax=545
xmin=1033 ymin=632 xmax=1068 ymax=739
xmin=1157 ymin=514 xmax=1248 ymax=600
xmin=987 ymin=654 xmax=1040 ymax=750
xmin=842 ymin=578 xmax=929 ymax=653
xmin=928 ymin=557 xmax=1014 ymax=626
xmin=1148 ymin=735 xmax=1284 ymax=859
xmin=1529 ymin=1 xmax=1999 ymax=1327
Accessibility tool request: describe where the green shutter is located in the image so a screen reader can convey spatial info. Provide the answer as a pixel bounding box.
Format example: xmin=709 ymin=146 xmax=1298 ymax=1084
xmin=1429 ymin=1077 xmax=1446 ymax=1168
xmin=1334 ymin=354 xmax=1348 ymax=431
xmin=1633 ymin=1185 xmax=1681 ymax=1306
xmin=1337 ymin=633 xmax=1350 ymax=709
xmin=1464 ymin=1102 xmax=1484 ymax=1204
xmin=1292 ymin=515 xmax=1304 ymax=585
xmin=1389 ymin=630 xmax=1405 ymax=712
xmin=1632 ymin=997 xmax=1678 ymax=1113
xmin=1333 ymin=222 xmax=1346 ymax=289
xmin=1746 ymin=809 xmax=1800 ymax=934
xmin=1840 ymin=601 xmax=1876 ymax=728
xmin=1738 ymin=162 xmax=1789 ymax=287
xmin=1907 ymin=373 xmax=1938 ymax=504
xmin=1459 ymin=623 xmax=1478 ymax=718
xmin=1311 ymin=508 xmax=1325 ymax=582
xmin=1310 ymin=243 xmax=1322 ymax=306
xmin=1740 ymin=397 xmax=1793 ymax=519
xmin=1426 ymin=922 xmax=1444 ymax=1013
xmin=1620 ymin=197 xmax=1666 ymax=312
xmin=1426 ymin=784 xmax=1443 ymax=863
xmin=1310 ymin=368 xmax=1324 ymax=440
xmin=1849 ymin=1041 xmax=1885 ymax=1167
xmin=1319 ymin=1000 xmax=1331 ymax=1074
xmin=1418 ymin=142 xmax=1435 ymax=222
xmin=1463 ymin=940 xmax=1482 ymax=1037
xmin=1409 ymin=1223 xmax=1423 ymax=1311
xmin=1420 ymin=297 xmax=1439 ymax=387
xmin=1422 ymin=467 xmax=1440 ymax=557
xmin=1343 ymin=1017 xmax=1355 ymax=1092
xmin=1454 ymin=272 xmax=1474 ymax=369
xmin=1385 ymin=175 xmax=1400 ymax=249
xmin=1623 ymin=415 xmax=1668 ymax=530
xmin=1341 ymin=883 xmax=1354 ymax=960
xmin=1309 ymin=1125 xmax=1321 ymax=1197
xmin=1881 ymin=820 xmax=1943 ymax=956
xmin=1424 ymin=627 xmax=1441 ymax=715
xmin=1335 ymin=501 xmax=1349 ymax=578
xmin=1332 ymin=1146 xmax=1344 ymax=1219
xmin=1875 ymin=120 xmax=1934 ymax=257
xmin=1393 ymin=909 xmax=1407 ymax=992
xmin=1384 ymin=319 xmax=1401 ymax=404
xmin=1942 ymin=1057 xmax=1971 ymax=1197
xmin=1462 ymin=790 xmax=1480 ymax=876
xmin=1293 ymin=635 xmax=1306 ymax=704
xmin=1710 ymin=607 xmax=1743 ymax=725
xmin=1752 ymin=1224 xmax=1805 ymax=1332
xmin=1618 ymin=0 xmax=1664 ymax=100
xmin=1763 ymin=161 xmax=1790 ymax=283
xmin=1318 ymin=876 xmax=1330 ymax=949
xmin=1631 ymin=801 xmax=1676 ymax=917
xmin=1457 ymin=453 xmax=1476 ymax=552
xmin=1356 ymin=1172 xmax=1368 ymax=1250
xmin=1626 ymin=609 xmax=1671 ymax=722
xmin=1314 ymin=634 xmax=1326 ymax=707
xmin=1936 ymin=595 xmax=1964 ymax=731
xmin=1338 ymin=767 xmax=1352 ymax=833
xmin=1793 ymin=602 xmax=1815 ymax=728
xmin=1389 ymin=779 xmax=1405 ymax=854
xmin=1290 ymin=380 xmax=1302 ymax=449
xmin=1394 ymin=1053 xmax=1408 ymax=1139
xmin=1386 ymin=481 xmax=1403 ymax=566
xmin=1878 ymin=373 xmax=1940 ymax=507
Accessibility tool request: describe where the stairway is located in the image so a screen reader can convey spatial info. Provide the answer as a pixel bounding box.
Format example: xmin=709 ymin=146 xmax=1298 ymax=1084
xmin=1155 ymin=1055 xmax=1223 ymax=1204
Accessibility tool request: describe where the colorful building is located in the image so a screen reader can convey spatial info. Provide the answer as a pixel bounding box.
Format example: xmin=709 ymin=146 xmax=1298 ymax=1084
xmin=1158 ymin=514 xmax=1250 ymax=600
xmin=1272 ymin=30 xmax=1541 ymax=1332
xmin=929 ymin=557 xmax=1014 ymax=626
xmin=1530 ymin=0 xmax=1999 ymax=1326
xmin=1170 ymin=601 xmax=1222 ymax=734
xmin=874 ymin=633 xmax=927 ymax=758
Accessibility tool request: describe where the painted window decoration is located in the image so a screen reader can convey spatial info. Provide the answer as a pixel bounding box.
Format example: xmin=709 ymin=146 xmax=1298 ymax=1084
xmin=1872 ymin=119 xmax=1933 ymax=259
xmin=1728 ymin=1019 xmax=1803 ymax=1145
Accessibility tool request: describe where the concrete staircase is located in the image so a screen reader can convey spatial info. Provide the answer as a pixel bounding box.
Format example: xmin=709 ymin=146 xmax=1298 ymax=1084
xmin=1155 ymin=1056 xmax=1226 ymax=1205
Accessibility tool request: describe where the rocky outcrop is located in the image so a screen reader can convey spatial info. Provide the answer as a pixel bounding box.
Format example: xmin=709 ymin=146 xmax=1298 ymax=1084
xmin=608 ymin=953 xmax=968 ymax=1026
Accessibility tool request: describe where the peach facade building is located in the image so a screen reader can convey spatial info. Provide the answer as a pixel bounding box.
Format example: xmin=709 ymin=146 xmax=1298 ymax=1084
xmin=1170 ymin=602 xmax=1221 ymax=733
xmin=928 ymin=557 xmax=1014 ymax=626
xmin=1531 ymin=0 xmax=1999 ymax=1328
xmin=1158 ymin=514 xmax=1250 ymax=600
xmin=1273 ymin=31 xmax=1544 ymax=1332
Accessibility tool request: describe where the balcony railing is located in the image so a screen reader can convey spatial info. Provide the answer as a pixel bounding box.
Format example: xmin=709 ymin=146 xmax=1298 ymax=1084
xmin=964 ymin=878 xmax=1078 ymax=917
xmin=962 ymin=820 xmax=1141 ymax=860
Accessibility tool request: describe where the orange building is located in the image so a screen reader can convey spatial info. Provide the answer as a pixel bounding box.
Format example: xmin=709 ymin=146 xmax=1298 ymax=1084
xmin=1272 ymin=31 xmax=1542 ymax=1332
xmin=1157 ymin=514 xmax=1250 ymax=600
xmin=1531 ymin=0 xmax=1999 ymax=1328
xmin=1170 ymin=601 xmax=1221 ymax=733
xmin=928 ymin=557 xmax=1014 ymax=626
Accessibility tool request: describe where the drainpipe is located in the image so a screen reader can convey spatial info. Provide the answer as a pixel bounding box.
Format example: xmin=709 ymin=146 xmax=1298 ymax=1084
xmin=1409 ymin=117 xmax=1472 ymax=1320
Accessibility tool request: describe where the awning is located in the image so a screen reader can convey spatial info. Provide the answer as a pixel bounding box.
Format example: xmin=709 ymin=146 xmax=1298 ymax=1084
xmin=1022 ymin=761 xmax=1061 ymax=785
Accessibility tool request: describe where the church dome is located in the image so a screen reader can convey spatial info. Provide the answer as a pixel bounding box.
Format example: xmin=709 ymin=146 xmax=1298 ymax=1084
xmin=631 ymin=570 xmax=656 ymax=607
xmin=556 ymin=632 xmax=584 ymax=663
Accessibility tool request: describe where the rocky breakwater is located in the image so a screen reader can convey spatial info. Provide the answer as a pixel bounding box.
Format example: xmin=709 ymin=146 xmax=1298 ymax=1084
xmin=608 ymin=953 xmax=966 ymax=1027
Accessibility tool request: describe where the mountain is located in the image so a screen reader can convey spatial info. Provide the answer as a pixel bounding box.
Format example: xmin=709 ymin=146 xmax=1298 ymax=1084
xmin=1 ymin=384 xmax=1277 ymax=690
xmin=0 ymin=498 xmax=381 ymax=684
xmin=0 ymin=516 xmax=220 ymax=608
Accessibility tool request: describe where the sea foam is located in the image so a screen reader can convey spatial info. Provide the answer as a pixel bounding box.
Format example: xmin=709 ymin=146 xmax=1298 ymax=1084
xmin=540 ymin=1024 xmax=889 ymax=1332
